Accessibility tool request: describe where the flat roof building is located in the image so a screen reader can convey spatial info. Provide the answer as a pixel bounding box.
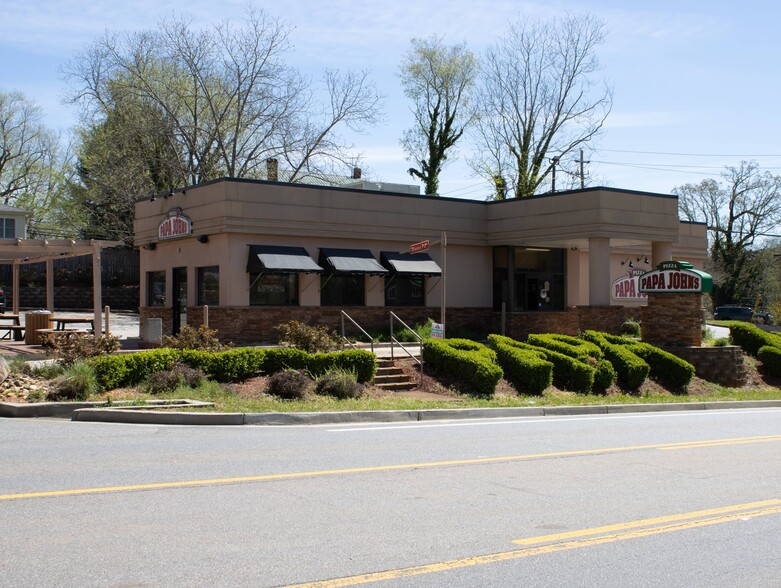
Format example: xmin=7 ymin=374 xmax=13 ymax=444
xmin=134 ymin=178 xmax=707 ymax=344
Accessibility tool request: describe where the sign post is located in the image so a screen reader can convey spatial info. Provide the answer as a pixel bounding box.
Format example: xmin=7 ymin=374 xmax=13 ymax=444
xmin=405 ymin=233 xmax=447 ymax=338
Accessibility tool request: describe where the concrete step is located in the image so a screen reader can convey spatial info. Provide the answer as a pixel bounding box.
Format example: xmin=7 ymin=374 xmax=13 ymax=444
xmin=373 ymin=359 xmax=417 ymax=391
xmin=374 ymin=374 xmax=410 ymax=384
xmin=374 ymin=381 xmax=417 ymax=392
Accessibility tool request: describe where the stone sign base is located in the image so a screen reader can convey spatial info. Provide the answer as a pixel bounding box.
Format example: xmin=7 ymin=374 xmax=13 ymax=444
xmin=643 ymin=293 xmax=703 ymax=346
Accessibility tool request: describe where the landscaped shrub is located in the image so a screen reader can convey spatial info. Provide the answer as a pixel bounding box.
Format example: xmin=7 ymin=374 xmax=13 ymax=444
xmin=488 ymin=334 xmax=553 ymax=395
xmin=47 ymin=362 xmax=98 ymax=401
xmin=90 ymin=348 xmax=181 ymax=390
xmin=583 ymin=331 xmax=649 ymax=391
xmin=182 ymin=348 xmax=266 ymax=382
xmin=261 ymin=348 xmax=310 ymax=374
xmin=526 ymin=334 xmax=602 ymax=361
xmin=315 ymin=369 xmax=363 ymax=399
xmin=161 ymin=324 xmax=231 ymax=352
xmin=275 ymin=320 xmax=342 ymax=353
xmin=495 ymin=335 xmax=594 ymax=394
xmin=621 ymin=319 xmax=641 ymax=337
xmin=729 ymin=322 xmax=781 ymax=357
xmin=267 ymin=369 xmax=312 ymax=400
xmin=625 ymin=341 xmax=695 ymax=392
xmin=46 ymin=334 xmax=121 ymax=366
xmin=304 ymin=349 xmax=376 ymax=383
xmin=146 ymin=362 xmax=205 ymax=394
xmin=592 ymin=358 xmax=617 ymax=394
xmin=423 ymin=338 xmax=503 ymax=397
xmin=757 ymin=345 xmax=781 ymax=378
xmin=526 ymin=333 xmax=612 ymax=393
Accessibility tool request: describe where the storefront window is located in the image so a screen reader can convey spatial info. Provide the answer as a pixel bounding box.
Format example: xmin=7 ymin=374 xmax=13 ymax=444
xmin=197 ymin=266 xmax=219 ymax=306
xmin=493 ymin=247 xmax=565 ymax=311
xmin=147 ymin=271 xmax=166 ymax=306
xmin=385 ymin=275 xmax=424 ymax=306
xmin=250 ymin=273 xmax=298 ymax=305
xmin=321 ymin=275 xmax=364 ymax=306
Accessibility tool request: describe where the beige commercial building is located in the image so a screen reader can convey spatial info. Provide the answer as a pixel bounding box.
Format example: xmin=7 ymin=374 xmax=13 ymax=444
xmin=134 ymin=178 xmax=707 ymax=344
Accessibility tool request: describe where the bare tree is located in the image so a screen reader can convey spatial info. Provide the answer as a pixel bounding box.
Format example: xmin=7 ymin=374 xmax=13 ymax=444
xmin=63 ymin=7 xmax=383 ymax=187
xmin=398 ymin=36 xmax=477 ymax=195
xmin=0 ymin=90 xmax=70 ymax=235
xmin=675 ymin=161 xmax=781 ymax=305
xmin=471 ymin=14 xmax=612 ymax=199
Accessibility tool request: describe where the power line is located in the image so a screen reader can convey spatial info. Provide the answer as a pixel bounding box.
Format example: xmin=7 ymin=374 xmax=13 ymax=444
xmin=598 ymin=148 xmax=781 ymax=157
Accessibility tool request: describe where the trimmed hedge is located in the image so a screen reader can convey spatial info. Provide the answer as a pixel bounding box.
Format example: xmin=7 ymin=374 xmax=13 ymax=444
xmin=493 ymin=336 xmax=594 ymax=394
xmin=488 ymin=335 xmax=553 ymax=395
xmin=90 ymin=346 xmax=376 ymax=390
xmin=757 ymin=345 xmax=781 ymax=378
xmin=729 ymin=322 xmax=781 ymax=357
xmin=526 ymin=334 xmax=603 ymax=360
xmin=526 ymin=333 xmax=613 ymax=393
xmin=422 ymin=338 xmax=503 ymax=397
xmin=591 ymin=331 xmax=694 ymax=391
xmin=583 ymin=331 xmax=649 ymax=391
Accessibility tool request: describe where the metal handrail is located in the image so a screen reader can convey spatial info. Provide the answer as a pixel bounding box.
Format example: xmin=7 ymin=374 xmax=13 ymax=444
xmin=390 ymin=311 xmax=423 ymax=385
xmin=340 ymin=310 xmax=374 ymax=354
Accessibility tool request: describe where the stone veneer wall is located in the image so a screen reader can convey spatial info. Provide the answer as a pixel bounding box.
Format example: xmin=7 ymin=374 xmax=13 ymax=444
xmin=141 ymin=304 xmax=637 ymax=345
xmin=643 ymin=293 xmax=703 ymax=346
xmin=660 ymin=345 xmax=746 ymax=387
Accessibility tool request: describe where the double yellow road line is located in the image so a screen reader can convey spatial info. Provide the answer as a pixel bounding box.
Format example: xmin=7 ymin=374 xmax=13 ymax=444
xmin=286 ymin=499 xmax=781 ymax=587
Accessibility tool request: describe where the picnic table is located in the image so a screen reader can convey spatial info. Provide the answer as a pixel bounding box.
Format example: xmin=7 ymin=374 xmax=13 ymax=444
xmin=0 ymin=314 xmax=24 ymax=341
xmin=51 ymin=317 xmax=95 ymax=331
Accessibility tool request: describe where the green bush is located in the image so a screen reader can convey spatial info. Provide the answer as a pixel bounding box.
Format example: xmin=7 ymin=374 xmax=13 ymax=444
xmin=625 ymin=341 xmax=694 ymax=392
xmin=757 ymin=345 xmax=781 ymax=378
xmin=583 ymin=331 xmax=649 ymax=391
xmin=487 ymin=334 xmax=552 ymax=395
xmin=526 ymin=334 xmax=602 ymax=361
xmin=315 ymin=369 xmax=363 ymax=399
xmin=423 ymin=338 xmax=503 ymax=397
xmin=182 ymin=348 xmax=266 ymax=382
xmin=621 ymin=319 xmax=641 ymax=337
xmin=267 ymin=369 xmax=312 ymax=400
xmin=729 ymin=322 xmax=781 ymax=357
xmin=47 ymin=362 xmax=98 ymax=401
xmin=304 ymin=349 xmax=376 ymax=383
xmin=261 ymin=348 xmax=310 ymax=374
xmin=592 ymin=358 xmax=617 ymax=394
xmin=275 ymin=320 xmax=342 ymax=353
xmin=497 ymin=336 xmax=594 ymax=394
xmin=90 ymin=348 xmax=180 ymax=390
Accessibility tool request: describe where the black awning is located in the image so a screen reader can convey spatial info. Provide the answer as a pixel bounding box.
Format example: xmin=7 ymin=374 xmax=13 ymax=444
xmin=380 ymin=251 xmax=442 ymax=276
xmin=319 ymin=248 xmax=388 ymax=275
xmin=247 ymin=245 xmax=323 ymax=273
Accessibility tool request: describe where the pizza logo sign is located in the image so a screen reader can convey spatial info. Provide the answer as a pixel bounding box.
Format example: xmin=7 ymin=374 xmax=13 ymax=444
xmin=638 ymin=261 xmax=712 ymax=294
xmin=612 ymin=269 xmax=647 ymax=301
xmin=158 ymin=209 xmax=192 ymax=240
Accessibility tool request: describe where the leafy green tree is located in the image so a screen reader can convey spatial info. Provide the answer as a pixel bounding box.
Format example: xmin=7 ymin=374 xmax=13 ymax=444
xmin=398 ymin=36 xmax=477 ymax=195
xmin=675 ymin=161 xmax=781 ymax=306
xmin=471 ymin=14 xmax=612 ymax=198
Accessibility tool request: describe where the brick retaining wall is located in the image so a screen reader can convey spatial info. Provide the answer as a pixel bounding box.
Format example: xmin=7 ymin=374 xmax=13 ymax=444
xmin=660 ymin=345 xmax=746 ymax=387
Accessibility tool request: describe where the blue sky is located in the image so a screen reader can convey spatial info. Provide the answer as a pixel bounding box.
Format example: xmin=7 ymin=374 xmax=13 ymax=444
xmin=2 ymin=0 xmax=780 ymax=199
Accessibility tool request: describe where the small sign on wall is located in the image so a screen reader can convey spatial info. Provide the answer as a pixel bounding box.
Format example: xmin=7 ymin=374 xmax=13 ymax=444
xmin=430 ymin=322 xmax=445 ymax=339
xmin=158 ymin=208 xmax=193 ymax=240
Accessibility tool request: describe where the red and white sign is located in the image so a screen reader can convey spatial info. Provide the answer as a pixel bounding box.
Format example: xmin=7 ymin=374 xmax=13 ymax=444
xmin=612 ymin=270 xmax=647 ymax=302
xmin=639 ymin=269 xmax=702 ymax=293
xmin=409 ymin=240 xmax=430 ymax=254
xmin=158 ymin=209 xmax=192 ymax=240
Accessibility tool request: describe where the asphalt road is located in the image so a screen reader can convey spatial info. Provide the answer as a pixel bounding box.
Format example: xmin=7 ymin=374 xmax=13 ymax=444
xmin=1 ymin=409 xmax=780 ymax=587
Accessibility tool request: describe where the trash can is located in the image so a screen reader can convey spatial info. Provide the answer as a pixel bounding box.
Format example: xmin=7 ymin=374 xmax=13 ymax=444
xmin=25 ymin=311 xmax=52 ymax=345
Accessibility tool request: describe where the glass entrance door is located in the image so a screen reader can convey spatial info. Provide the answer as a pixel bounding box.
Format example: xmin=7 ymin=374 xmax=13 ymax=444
xmin=172 ymin=267 xmax=187 ymax=334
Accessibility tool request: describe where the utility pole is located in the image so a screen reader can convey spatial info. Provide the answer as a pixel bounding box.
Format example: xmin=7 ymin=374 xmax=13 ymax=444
xmin=578 ymin=149 xmax=590 ymax=189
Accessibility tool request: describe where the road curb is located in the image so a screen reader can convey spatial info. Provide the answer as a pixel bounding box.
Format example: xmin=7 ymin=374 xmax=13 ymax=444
xmin=0 ymin=398 xmax=763 ymax=425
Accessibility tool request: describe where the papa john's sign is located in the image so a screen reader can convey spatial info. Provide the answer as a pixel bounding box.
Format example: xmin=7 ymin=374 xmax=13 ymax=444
xmin=638 ymin=261 xmax=712 ymax=294
xmin=612 ymin=269 xmax=647 ymax=302
xmin=158 ymin=208 xmax=192 ymax=240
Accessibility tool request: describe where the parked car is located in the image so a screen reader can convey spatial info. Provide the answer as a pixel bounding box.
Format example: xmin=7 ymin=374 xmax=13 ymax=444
xmin=713 ymin=305 xmax=773 ymax=324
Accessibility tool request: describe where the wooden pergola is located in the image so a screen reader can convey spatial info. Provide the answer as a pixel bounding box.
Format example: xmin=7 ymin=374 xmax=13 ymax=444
xmin=0 ymin=239 xmax=124 ymax=330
